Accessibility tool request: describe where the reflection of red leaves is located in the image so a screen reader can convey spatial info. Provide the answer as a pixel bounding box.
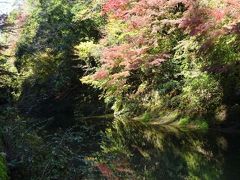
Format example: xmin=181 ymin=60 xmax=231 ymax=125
xmin=96 ymin=163 xmax=118 ymax=179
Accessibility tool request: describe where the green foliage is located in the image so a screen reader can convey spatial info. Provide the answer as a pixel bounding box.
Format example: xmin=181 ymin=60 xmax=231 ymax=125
xmin=179 ymin=117 xmax=209 ymax=130
xmin=0 ymin=155 xmax=8 ymax=180
xmin=0 ymin=2 xmax=107 ymax=178
xmin=13 ymin=0 xmax=105 ymax=118
xmin=178 ymin=117 xmax=190 ymax=126
xmin=75 ymin=0 xmax=240 ymax=126
xmin=140 ymin=112 xmax=152 ymax=123
xmin=75 ymin=41 xmax=100 ymax=64
xmin=194 ymin=120 xmax=209 ymax=130
xmin=180 ymin=73 xmax=222 ymax=115
xmin=1 ymin=1 xmax=240 ymax=178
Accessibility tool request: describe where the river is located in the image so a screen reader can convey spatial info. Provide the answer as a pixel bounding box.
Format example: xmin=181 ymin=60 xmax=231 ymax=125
xmin=81 ymin=118 xmax=240 ymax=179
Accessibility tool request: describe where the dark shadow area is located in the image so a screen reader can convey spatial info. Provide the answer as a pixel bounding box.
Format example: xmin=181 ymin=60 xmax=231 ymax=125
xmin=14 ymin=1 xmax=110 ymax=128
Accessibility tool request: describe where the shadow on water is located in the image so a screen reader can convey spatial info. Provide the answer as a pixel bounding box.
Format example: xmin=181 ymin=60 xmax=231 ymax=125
xmin=89 ymin=118 xmax=240 ymax=180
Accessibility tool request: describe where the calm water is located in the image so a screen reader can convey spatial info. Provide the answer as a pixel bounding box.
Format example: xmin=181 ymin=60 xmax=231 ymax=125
xmin=85 ymin=118 xmax=240 ymax=180
xmin=9 ymin=116 xmax=240 ymax=179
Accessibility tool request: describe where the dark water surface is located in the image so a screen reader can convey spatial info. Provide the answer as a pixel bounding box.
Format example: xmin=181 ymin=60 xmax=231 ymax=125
xmin=87 ymin=118 xmax=240 ymax=180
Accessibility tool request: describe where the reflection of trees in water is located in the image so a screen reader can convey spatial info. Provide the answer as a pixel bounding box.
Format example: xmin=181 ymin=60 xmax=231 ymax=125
xmin=97 ymin=119 xmax=225 ymax=179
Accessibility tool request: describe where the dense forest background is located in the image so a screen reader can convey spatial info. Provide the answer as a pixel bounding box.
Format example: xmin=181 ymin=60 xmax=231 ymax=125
xmin=0 ymin=0 xmax=240 ymax=179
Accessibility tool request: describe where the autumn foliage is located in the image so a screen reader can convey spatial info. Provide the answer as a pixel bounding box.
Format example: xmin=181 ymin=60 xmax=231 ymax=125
xmin=79 ymin=0 xmax=240 ymax=117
